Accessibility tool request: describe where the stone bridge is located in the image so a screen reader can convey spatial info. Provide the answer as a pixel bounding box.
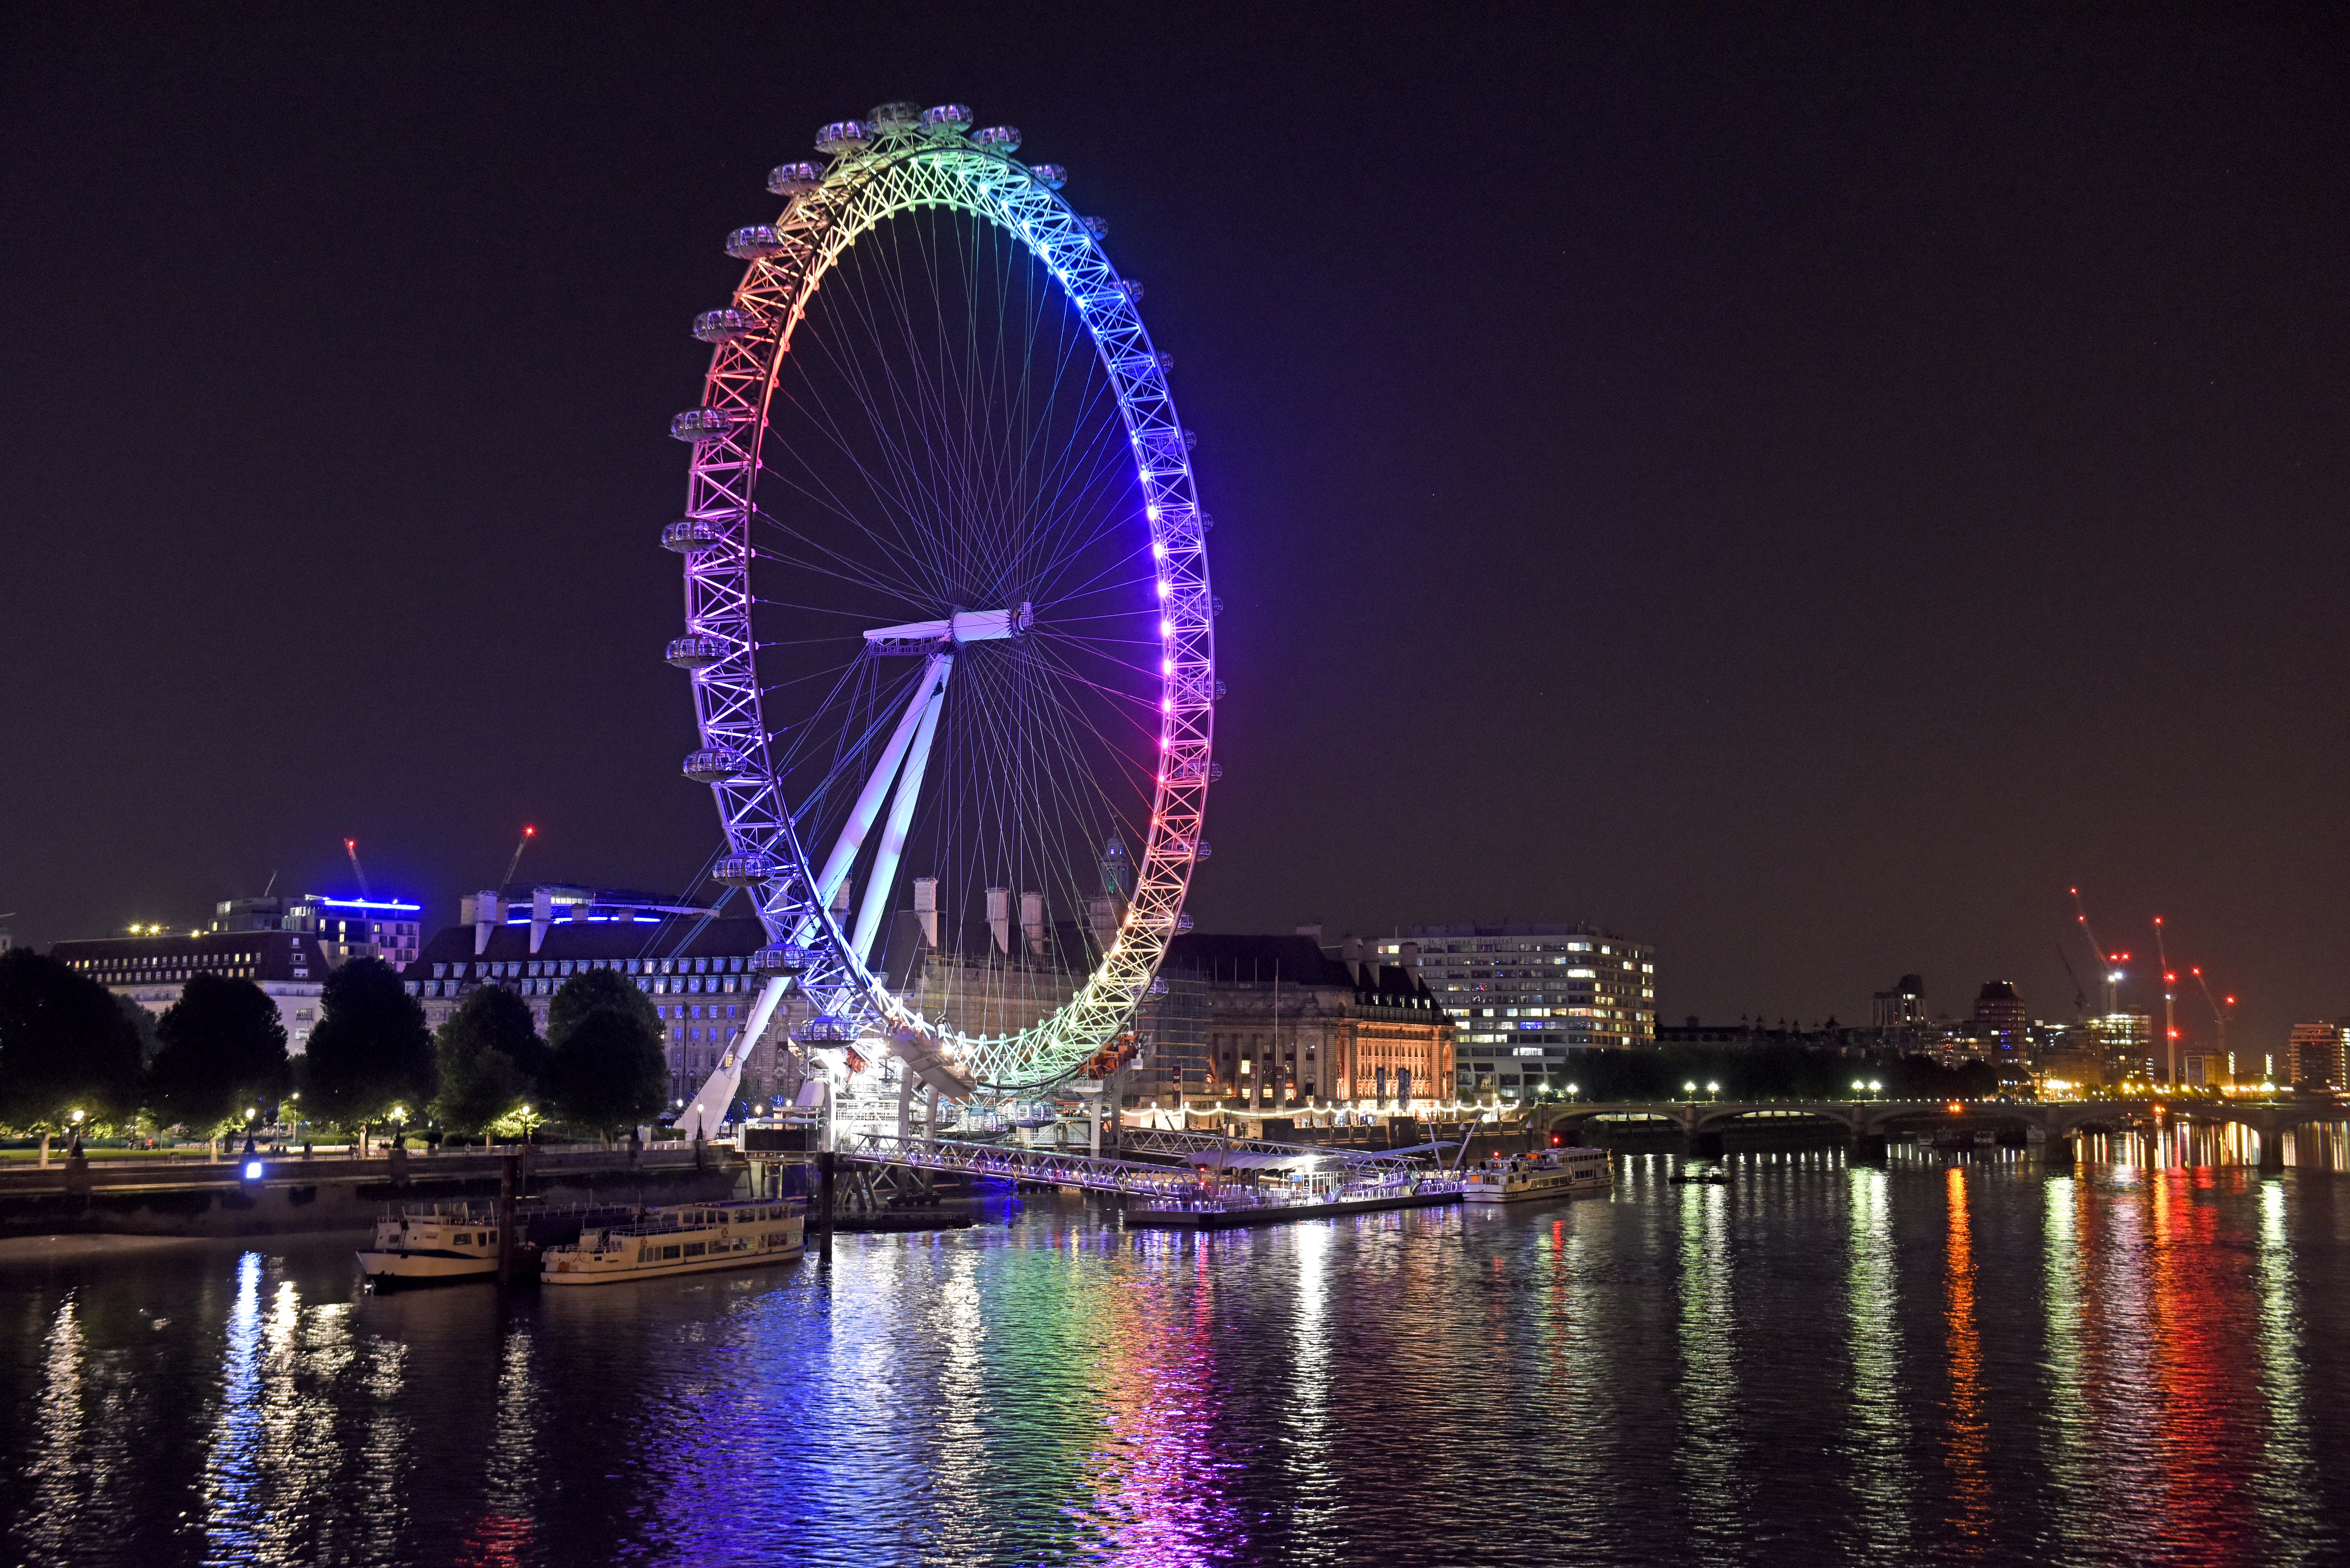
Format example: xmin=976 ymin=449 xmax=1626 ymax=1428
xmin=1536 ymin=1096 xmax=2349 ymax=1170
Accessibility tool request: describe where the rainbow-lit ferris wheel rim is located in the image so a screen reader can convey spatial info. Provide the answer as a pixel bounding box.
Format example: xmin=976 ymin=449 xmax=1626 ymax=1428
xmin=668 ymin=103 xmax=1213 ymax=1096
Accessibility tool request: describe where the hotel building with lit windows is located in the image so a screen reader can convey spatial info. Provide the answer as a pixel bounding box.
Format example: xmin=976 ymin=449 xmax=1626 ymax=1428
xmin=1354 ymin=923 xmax=1656 ymax=1098
xmin=51 ymin=930 xmax=336 ymax=1051
xmin=50 ymin=887 xmax=426 ymax=1052
xmin=211 ymin=893 xmax=423 ymax=969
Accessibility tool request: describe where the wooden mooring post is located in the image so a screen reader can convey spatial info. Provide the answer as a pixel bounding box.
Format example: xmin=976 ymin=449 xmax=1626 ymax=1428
xmin=817 ymin=1150 xmax=836 ymax=1263
xmin=495 ymin=1153 xmax=518 ymax=1287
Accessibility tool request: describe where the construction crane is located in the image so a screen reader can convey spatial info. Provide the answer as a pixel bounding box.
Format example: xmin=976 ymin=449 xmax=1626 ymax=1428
xmin=2189 ymin=966 xmax=2234 ymax=1080
xmin=501 ymin=824 xmax=537 ymax=888
xmin=2153 ymin=916 xmax=2178 ymax=1087
xmin=2068 ymin=887 xmax=2124 ymax=1016
xmin=2056 ymin=944 xmax=2091 ymax=1019
xmin=344 ymin=838 xmax=371 ymax=898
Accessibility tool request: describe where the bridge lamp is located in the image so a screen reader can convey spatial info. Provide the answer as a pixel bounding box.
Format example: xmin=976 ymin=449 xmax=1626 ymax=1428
xmin=1852 ymin=1079 xmax=1867 ymax=1094
xmin=1868 ymin=1080 xmax=1881 ymax=1094
xmin=1683 ymin=1081 xmax=1698 ymax=1099
xmin=1706 ymin=1081 xmax=1720 ymax=1099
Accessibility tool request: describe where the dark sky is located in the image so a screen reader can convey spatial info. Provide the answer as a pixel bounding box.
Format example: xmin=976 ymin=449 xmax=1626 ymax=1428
xmin=4 ymin=5 xmax=2346 ymax=1051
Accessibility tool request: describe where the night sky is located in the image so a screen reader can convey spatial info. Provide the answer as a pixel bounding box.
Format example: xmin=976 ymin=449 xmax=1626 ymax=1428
xmin=4 ymin=7 xmax=2345 ymax=1051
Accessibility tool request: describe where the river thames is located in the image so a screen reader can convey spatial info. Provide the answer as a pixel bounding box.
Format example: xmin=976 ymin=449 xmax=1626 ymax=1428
xmin=5 ymin=1138 xmax=2348 ymax=1566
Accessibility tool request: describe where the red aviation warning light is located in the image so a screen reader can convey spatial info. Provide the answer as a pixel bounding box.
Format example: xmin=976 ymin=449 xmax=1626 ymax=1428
xmin=502 ymin=824 xmax=537 ymax=886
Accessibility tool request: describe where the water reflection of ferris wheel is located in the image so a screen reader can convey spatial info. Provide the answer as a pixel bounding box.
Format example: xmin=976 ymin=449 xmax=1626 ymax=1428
xmin=665 ymin=103 xmax=1215 ymax=1112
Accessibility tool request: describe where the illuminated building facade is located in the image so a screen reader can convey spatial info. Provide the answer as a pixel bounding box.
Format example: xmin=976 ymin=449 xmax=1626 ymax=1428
xmin=1358 ymin=923 xmax=1656 ymax=1097
xmin=2285 ymin=1021 xmax=2348 ymax=1090
xmin=2090 ymin=1010 xmax=2154 ymax=1082
xmin=1872 ymin=974 xmax=1927 ymax=1036
xmin=1163 ymin=933 xmax=1453 ymax=1109
xmin=212 ymin=893 xmax=424 ymax=970
xmin=1970 ymin=981 xmax=2029 ymax=1062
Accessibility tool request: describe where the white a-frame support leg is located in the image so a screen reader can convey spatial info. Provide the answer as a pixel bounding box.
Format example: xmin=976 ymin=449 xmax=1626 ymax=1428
xmin=853 ymin=659 xmax=951 ymax=965
xmin=803 ymin=652 xmax=951 ymax=944
xmin=674 ymin=973 xmax=792 ymax=1142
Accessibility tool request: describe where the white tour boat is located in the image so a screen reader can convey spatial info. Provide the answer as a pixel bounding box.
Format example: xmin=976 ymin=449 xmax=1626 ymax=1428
xmin=540 ymin=1198 xmax=806 ymax=1286
xmin=1460 ymin=1146 xmax=1612 ymax=1203
xmin=357 ymin=1202 xmax=504 ymax=1287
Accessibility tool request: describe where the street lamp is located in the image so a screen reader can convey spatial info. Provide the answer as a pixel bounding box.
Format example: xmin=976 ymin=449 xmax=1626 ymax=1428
xmin=1683 ymin=1081 xmax=1698 ymax=1102
xmin=1868 ymin=1080 xmax=1881 ymax=1094
xmin=1706 ymin=1081 xmax=1720 ymax=1100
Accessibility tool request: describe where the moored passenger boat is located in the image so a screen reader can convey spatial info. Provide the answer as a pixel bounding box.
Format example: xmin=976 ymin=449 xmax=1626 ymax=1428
xmin=1460 ymin=1146 xmax=1611 ymax=1203
xmin=357 ymin=1202 xmax=503 ymax=1287
xmin=540 ymin=1198 xmax=806 ymax=1286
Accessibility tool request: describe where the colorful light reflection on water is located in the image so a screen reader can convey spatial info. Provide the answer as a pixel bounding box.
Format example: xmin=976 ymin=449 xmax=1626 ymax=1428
xmin=4 ymin=1150 xmax=2349 ymax=1566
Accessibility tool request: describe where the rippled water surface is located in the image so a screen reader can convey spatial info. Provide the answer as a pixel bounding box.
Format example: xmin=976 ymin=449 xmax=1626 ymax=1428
xmin=7 ymin=1144 xmax=2350 ymax=1566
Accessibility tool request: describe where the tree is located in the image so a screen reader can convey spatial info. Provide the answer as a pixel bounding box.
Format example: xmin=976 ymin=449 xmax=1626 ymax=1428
xmin=0 ymin=949 xmax=142 ymax=1136
xmin=147 ymin=974 xmax=293 ymax=1136
xmin=303 ymin=957 xmax=434 ymax=1143
xmin=543 ymin=971 xmax=666 ymax=1141
xmin=430 ymin=985 xmax=544 ymax=1136
xmin=116 ymin=994 xmax=162 ymax=1068
xmin=547 ymin=967 xmax=661 ymax=1045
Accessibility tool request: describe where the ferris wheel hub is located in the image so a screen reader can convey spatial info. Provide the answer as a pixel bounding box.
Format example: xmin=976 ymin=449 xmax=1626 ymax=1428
xmin=861 ymin=602 xmax=1035 ymax=654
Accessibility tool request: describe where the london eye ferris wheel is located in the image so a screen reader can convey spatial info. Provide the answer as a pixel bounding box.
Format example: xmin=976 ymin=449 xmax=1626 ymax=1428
xmin=664 ymin=102 xmax=1215 ymax=1111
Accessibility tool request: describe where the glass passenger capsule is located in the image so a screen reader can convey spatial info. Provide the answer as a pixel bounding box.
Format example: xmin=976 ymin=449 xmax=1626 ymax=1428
xmin=814 ymin=120 xmax=869 ymax=155
xmin=681 ymin=748 xmax=748 ymax=784
xmin=766 ymin=162 xmax=821 ymax=196
xmin=748 ymin=943 xmax=809 ymax=976
xmin=665 ymin=635 xmax=726 ymax=670
xmin=726 ymin=225 xmax=787 ymax=260
xmin=670 ymin=408 xmax=736 ymax=442
xmin=921 ymin=104 xmax=973 ymax=135
xmin=661 ymin=518 xmax=726 ymax=552
xmin=866 ymin=102 xmax=922 ymax=133
xmin=1028 ymin=162 xmax=1066 ymax=189
xmin=693 ymin=308 xmax=750 ymax=343
xmin=973 ymin=125 xmax=1022 ymax=154
xmin=711 ymin=852 xmax=776 ymax=886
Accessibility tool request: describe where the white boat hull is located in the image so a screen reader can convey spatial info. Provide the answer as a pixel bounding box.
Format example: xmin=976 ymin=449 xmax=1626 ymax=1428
xmin=542 ymin=1242 xmax=804 ymax=1286
xmin=540 ymin=1199 xmax=808 ymax=1287
xmin=357 ymin=1250 xmax=498 ymax=1285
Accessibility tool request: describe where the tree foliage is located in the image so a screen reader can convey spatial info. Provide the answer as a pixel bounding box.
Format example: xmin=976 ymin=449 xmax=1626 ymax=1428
xmin=302 ymin=957 xmax=434 ymax=1128
xmin=430 ymin=985 xmax=544 ymax=1134
xmin=0 ymin=949 xmax=142 ymax=1130
xmin=547 ymin=967 xmax=661 ymax=1044
xmin=116 ymin=994 xmax=162 ymax=1067
xmin=148 ymin=973 xmax=292 ymax=1133
xmin=543 ymin=971 xmax=666 ymax=1138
